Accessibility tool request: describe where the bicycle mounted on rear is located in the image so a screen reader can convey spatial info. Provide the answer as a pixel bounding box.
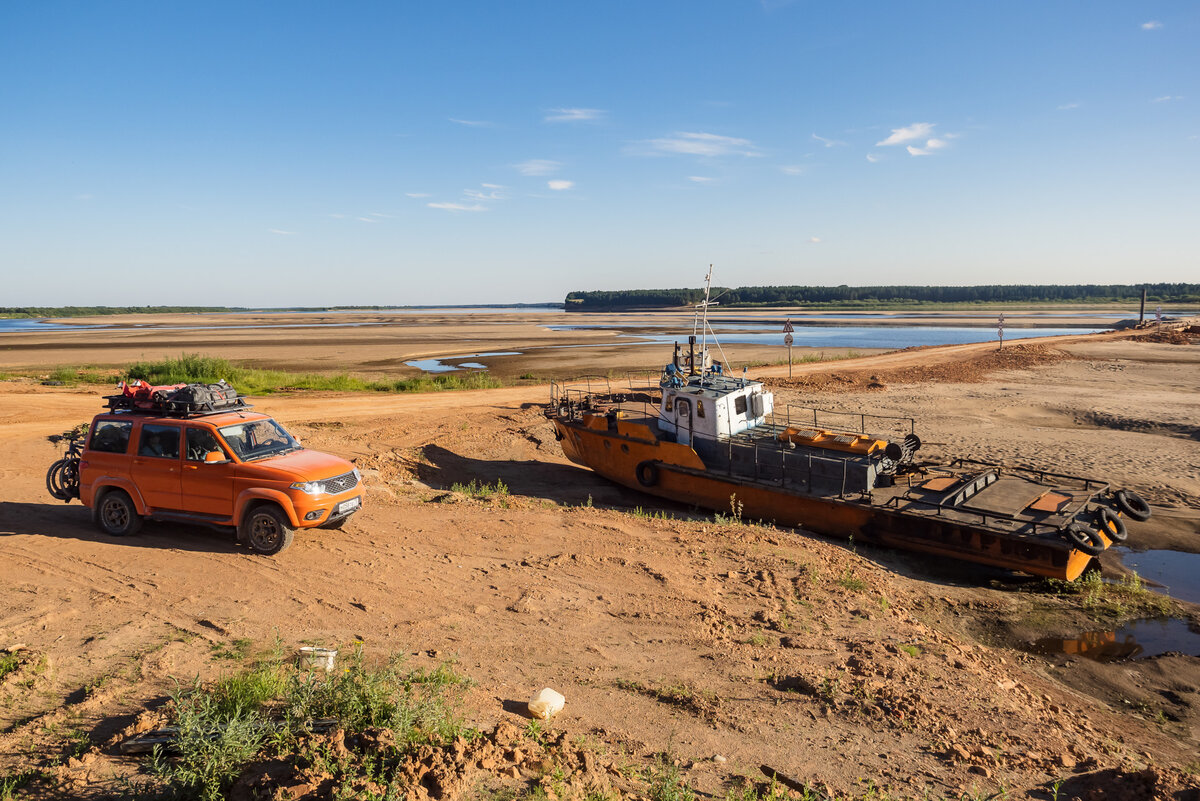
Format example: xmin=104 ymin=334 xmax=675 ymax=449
xmin=46 ymin=425 xmax=88 ymax=502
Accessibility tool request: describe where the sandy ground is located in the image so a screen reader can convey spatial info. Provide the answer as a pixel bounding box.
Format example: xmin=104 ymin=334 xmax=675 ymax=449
xmin=1 ymin=321 xmax=1199 ymax=799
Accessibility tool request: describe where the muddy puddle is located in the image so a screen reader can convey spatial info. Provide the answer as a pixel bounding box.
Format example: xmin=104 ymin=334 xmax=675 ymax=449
xmin=1119 ymin=548 xmax=1200 ymax=605
xmin=1029 ymin=617 xmax=1200 ymax=663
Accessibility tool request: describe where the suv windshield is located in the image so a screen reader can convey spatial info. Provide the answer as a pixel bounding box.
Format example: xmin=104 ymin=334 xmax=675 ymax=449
xmin=218 ymin=418 xmax=302 ymax=462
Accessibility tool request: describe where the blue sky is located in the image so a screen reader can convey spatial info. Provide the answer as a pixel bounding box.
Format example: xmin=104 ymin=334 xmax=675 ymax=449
xmin=2 ymin=2 xmax=1196 ymax=306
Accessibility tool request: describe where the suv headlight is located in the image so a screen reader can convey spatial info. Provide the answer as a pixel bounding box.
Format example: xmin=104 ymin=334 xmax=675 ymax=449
xmin=291 ymin=480 xmax=325 ymax=495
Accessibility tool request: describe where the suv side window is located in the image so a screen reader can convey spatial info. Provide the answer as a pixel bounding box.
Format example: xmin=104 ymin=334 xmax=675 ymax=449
xmin=138 ymin=425 xmax=181 ymax=459
xmin=186 ymin=428 xmax=224 ymax=461
xmin=90 ymin=420 xmax=133 ymax=453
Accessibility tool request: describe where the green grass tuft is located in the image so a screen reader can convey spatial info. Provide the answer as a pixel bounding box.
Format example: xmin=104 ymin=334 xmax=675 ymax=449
xmin=119 ymin=352 xmax=503 ymax=395
xmin=146 ymin=644 xmax=474 ymax=801
xmin=1044 ymin=570 xmax=1172 ymax=619
xmin=450 ymin=478 xmax=509 ymax=499
xmin=0 ymin=652 xmax=20 ymax=682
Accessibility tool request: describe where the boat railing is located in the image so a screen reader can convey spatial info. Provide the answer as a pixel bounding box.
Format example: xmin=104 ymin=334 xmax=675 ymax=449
xmin=879 ymin=492 xmax=1066 ymax=536
xmin=716 ymin=438 xmax=875 ymax=499
xmin=549 ymin=375 xmax=613 ymax=407
xmin=948 ymin=457 xmax=1109 ymax=492
xmin=549 ymin=373 xmax=666 ymax=425
xmin=771 ymin=404 xmax=916 ymax=438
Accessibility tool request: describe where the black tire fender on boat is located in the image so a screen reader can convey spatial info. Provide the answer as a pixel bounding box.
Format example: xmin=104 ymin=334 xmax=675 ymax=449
xmin=635 ymin=460 xmax=659 ymax=488
xmin=1096 ymin=506 xmax=1128 ymax=543
xmin=1063 ymin=522 xmax=1106 ymax=556
xmin=1114 ymin=489 xmax=1151 ymax=522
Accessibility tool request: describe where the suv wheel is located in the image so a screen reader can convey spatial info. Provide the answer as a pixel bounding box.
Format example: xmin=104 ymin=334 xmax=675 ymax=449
xmin=241 ymin=506 xmax=295 ymax=555
xmin=94 ymin=489 xmax=143 ymax=537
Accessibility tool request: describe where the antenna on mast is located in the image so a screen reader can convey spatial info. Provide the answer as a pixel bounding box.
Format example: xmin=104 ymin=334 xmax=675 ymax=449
xmin=699 ymin=264 xmax=713 ymax=361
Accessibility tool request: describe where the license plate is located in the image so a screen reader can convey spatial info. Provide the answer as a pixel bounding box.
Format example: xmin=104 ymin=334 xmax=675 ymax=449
xmin=336 ymin=497 xmax=361 ymax=515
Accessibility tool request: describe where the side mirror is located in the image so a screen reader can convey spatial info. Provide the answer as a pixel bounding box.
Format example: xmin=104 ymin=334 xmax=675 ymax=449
xmin=204 ymin=451 xmax=228 ymax=463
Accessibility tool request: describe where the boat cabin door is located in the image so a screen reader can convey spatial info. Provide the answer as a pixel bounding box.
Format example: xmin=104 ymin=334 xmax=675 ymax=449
xmin=675 ymin=398 xmax=693 ymax=446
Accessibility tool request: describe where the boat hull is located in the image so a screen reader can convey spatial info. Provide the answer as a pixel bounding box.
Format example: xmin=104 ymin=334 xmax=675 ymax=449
xmin=553 ymin=417 xmax=1097 ymax=581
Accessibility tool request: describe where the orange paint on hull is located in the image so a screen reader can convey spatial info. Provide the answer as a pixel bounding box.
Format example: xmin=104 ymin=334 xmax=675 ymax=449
xmin=554 ymin=419 xmax=1093 ymax=581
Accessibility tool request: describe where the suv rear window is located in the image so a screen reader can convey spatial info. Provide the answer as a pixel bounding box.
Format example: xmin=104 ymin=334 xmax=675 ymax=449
xmin=138 ymin=425 xmax=181 ymax=459
xmin=89 ymin=420 xmax=133 ymax=453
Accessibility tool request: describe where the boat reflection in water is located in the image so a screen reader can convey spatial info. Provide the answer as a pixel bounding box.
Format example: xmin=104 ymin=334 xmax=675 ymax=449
xmin=1030 ymin=631 xmax=1143 ymax=663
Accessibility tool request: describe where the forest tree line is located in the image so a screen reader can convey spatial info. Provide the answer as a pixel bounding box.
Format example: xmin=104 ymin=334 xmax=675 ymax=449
xmin=564 ymin=283 xmax=1200 ymax=309
xmin=0 ymin=306 xmax=241 ymax=318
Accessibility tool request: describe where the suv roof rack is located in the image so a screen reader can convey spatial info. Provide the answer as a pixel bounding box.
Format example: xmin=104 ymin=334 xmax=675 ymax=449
xmin=103 ymin=380 xmax=254 ymax=418
xmin=102 ymin=397 xmax=255 ymax=417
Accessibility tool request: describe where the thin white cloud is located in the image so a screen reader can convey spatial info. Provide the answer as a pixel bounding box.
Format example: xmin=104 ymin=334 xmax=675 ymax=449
xmin=1152 ymin=95 xmax=1183 ymax=103
xmin=876 ymin=122 xmax=935 ymax=146
xmin=427 ymin=202 xmax=487 ymax=212
xmin=779 ymin=165 xmax=806 ymax=175
xmin=464 ymin=186 xmax=504 ymax=201
xmin=688 ymin=176 xmax=713 ymax=183
xmin=644 ymin=131 xmax=758 ymax=157
xmin=905 ymin=135 xmax=953 ymax=157
xmin=1057 ymin=102 xmax=1082 ymax=110
xmin=811 ymin=133 xmax=846 ymax=148
xmin=545 ymin=107 xmax=604 ymax=123
xmin=1142 ymin=20 xmax=1162 ymax=30
xmin=865 ymin=153 xmax=881 ymax=163
xmin=369 ymin=212 xmax=393 ymax=218
xmin=75 ymin=193 xmax=94 ymax=201
xmin=808 ymin=237 xmax=821 ymax=244
xmin=404 ymin=193 xmax=430 ymax=199
xmin=515 ymin=159 xmax=561 ymax=176
xmin=449 ymin=118 xmax=493 ymax=127
xmin=356 ymin=217 xmax=376 ymax=223
xmin=547 ymin=180 xmax=574 ymax=191
xmin=481 ymin=183 xmax=503 ymax=189
xmin=268 ymin=229 xmax=295 ymax=235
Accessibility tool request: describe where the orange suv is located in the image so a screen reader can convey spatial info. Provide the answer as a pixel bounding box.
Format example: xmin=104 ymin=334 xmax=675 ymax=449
xmin=76 ymin=385 xmax=362 ymax=554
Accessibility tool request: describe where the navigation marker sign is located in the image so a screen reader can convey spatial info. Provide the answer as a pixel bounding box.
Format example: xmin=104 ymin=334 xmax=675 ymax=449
xmin=784 ymin=319 xmax=794 ymax=376
xmin=998 ymin=313 xmax=1005 ymax=351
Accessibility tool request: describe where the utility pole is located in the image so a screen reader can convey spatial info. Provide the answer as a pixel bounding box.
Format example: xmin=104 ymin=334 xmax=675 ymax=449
xmin=783 ymin=318 xmax=794 ymax=377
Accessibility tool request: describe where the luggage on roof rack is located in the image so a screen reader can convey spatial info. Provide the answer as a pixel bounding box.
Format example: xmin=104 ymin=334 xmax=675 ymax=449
xmin=105 ymin=379 xmax=251 ymax=416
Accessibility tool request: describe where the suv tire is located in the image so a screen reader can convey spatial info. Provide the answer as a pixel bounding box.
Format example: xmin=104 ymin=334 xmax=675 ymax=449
xmin=241 ymin=505 xmax=295 ymax=555
xmin=94 ymin=489 xmax=143 ymax=537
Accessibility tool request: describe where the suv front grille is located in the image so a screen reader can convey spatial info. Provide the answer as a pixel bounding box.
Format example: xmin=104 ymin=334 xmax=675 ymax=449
xmin=324 ymin=471 xmax=359 ymax=494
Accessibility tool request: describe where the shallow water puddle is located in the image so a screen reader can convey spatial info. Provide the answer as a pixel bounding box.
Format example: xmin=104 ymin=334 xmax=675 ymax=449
xmin=404 ymin=351 xmax=521 ymax=372
xmin=1029 ymin=618 xmax=1200 ymax=663
xmin=1119 ymin=548 xmax=1200 ymax=605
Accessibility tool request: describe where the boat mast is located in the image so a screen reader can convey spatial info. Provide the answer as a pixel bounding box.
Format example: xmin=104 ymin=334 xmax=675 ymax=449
xmin=697 ymin=265 xmax=713 ymax=378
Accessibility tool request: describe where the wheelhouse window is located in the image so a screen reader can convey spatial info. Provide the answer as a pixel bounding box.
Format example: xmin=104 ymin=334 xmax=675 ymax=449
xmin=218 ymin=418 xmax=302 ymax=462
xmin=89 ymin=420 xmax=132 ymax=454
xmin=734 ymin=395 xmax=748 ymax=415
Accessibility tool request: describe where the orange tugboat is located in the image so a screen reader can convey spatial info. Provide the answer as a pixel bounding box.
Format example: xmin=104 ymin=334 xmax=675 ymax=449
xmin=545 ymin=272 xmax=1150 ymax=580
